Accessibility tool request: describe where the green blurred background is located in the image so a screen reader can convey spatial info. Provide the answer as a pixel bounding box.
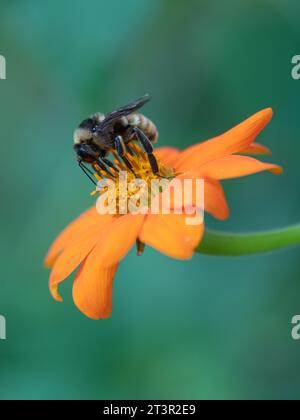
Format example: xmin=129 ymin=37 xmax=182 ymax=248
xmin=0 ymin=0 xmax=300 ymax=400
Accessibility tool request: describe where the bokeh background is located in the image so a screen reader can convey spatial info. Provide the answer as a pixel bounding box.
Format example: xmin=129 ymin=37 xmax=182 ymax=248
xmin=0 ymin=0 xmax=300 ymax=400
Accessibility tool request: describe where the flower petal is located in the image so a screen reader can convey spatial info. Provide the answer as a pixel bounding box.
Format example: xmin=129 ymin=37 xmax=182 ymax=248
xmin=198 ymin=155 xmax=283 ymax=180
xmin=176 ymin=108 xmax=273 ymax=171
xmin=204 ymin=179 xmax=230 ymax=220
xmin=155 ymin=147 xmax=181 ymax=168
xmin=92 ymin=214 xmax=146 ymax=267
xmin=160 ymin=173 xmax=229 ymax=220
xmin=73 ymin=258 xmax=118 ymax=320
xmin=44 ymin=207 xmax=103 ymax=268
xmin=49 ymin=215 xmax=113 ymax=302
xmin=139 ymin=213 xmax=204 ymax=259
xmin=241 ymin=142 xmax=272 ymax=156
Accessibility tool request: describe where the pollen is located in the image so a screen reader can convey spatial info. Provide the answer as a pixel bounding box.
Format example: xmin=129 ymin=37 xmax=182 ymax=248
xmin=91 ymin=143 xmax=174 ymax=214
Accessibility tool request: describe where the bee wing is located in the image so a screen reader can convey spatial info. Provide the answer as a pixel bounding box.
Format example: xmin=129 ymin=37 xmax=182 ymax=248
xmin=100 ymin=95 xmax=151 ymax=129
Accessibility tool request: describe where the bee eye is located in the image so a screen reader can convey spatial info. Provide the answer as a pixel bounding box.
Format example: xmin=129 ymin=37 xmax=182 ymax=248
xmin=78 ymin=148 xmax=88 ymax=158
xmin=74 ymin=144 xmax=95 ymax=163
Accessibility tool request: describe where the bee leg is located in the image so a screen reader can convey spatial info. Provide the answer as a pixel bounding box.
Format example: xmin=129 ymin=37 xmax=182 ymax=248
xmin=78 ymin=161 xmax=97 ymax=186
xmin=133 ymin=127 xmax=159 ymax=175
xmin=101 ymin=157 xmax=119 ymax=174
xmin=115 ymin=136 xmax=136 ymax=175
xmin=126 ymin=144 xmax=135 ymax=156
xmin=98 ymin=157 xmax=115 ymax=177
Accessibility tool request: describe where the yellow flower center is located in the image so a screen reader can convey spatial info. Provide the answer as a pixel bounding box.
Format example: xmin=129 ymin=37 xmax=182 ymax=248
xmin=91 ymin=143 xmax=174 ymax=215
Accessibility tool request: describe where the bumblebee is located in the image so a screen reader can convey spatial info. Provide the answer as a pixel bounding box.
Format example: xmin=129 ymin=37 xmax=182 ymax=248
xmin=73 ymin=95 xmax=159 ymax=182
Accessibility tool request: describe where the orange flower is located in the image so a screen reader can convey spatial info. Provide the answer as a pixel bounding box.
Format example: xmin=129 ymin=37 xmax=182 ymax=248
xmin=45 ymin=108 xmax=282 ymax=320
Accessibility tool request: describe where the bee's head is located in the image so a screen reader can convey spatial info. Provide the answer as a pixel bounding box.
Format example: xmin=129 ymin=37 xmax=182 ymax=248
xmin=73 ymin=112 xmax=105 ymax=146
xmin=73 ymin=143 xmax=96 ymax=163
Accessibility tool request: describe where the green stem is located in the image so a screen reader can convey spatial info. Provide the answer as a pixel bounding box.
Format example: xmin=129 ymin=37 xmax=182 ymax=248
xmin=197 ymin=224 xmax=300 ymax=256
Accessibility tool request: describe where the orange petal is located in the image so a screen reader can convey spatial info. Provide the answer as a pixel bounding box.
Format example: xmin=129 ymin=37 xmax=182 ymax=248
xmin=45 ymin=207 xmax=103 ymax=268
xmin=91 ymin=214 xmax=146 ymax=268
xmin=204 ymin=179 xmax=230 ymax=220
xmin=198 ymin=155 xmax=283 ymax=180
xmin=156 ymin=175 xmax=202 ymax=213
xmin=73 ymin=258 xmax=118 ymax=320
xmin=49 ymin=215 xmax=113 ymax=302
xmin=139 ymin=213 xmax=204 ymax=260
xmin=155 ymin=147 xmax=181 ymax=169
xmin=241 ymin=142 xmax=272 ymax=156
xmin=160 ymin=173 xmax=229 ymax=220
xmin=176 ymin=108 xmax=273 ymax=171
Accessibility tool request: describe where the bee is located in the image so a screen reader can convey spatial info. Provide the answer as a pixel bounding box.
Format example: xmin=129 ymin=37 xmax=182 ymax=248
xmin=73 ymin=95 xmax=159 ymax=183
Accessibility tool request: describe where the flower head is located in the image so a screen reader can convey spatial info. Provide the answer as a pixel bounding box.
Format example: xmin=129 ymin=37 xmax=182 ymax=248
xmin=45 ymin=108 xmax=282 ymax=319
